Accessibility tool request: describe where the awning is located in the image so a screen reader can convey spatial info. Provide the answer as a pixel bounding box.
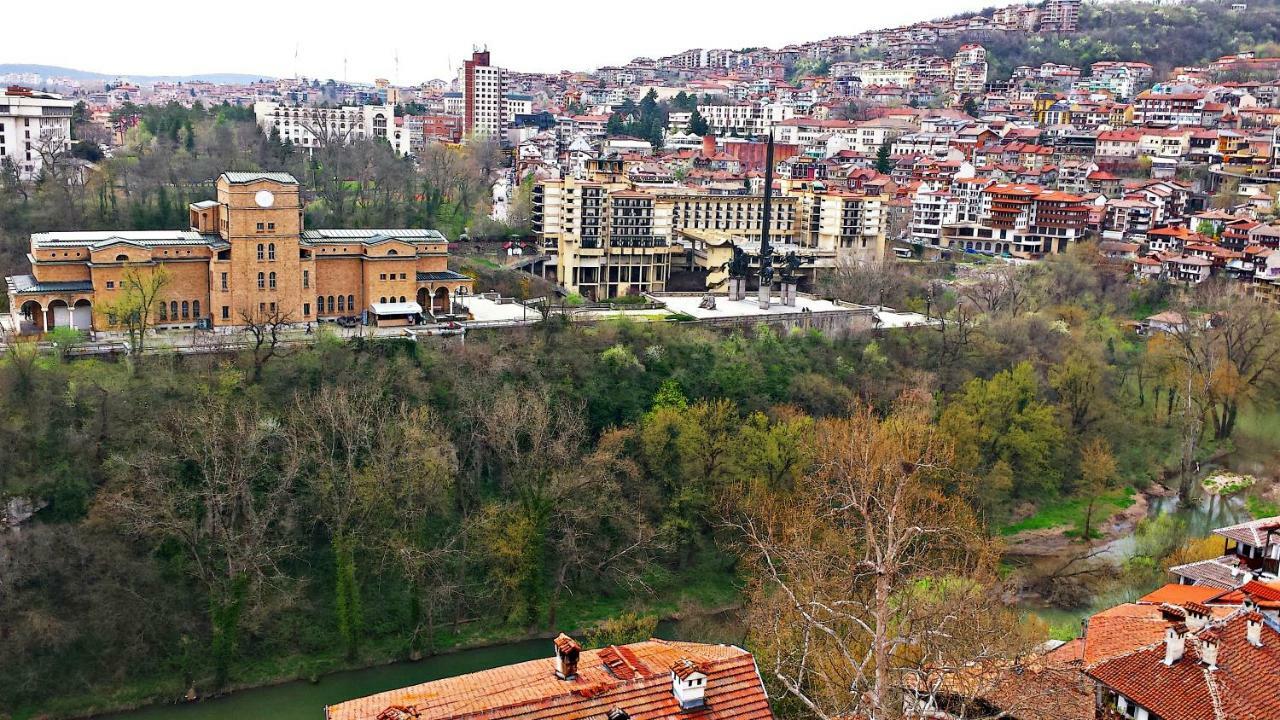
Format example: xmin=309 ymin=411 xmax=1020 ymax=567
xmin=369 ymin=302 xmax=423 ymax=316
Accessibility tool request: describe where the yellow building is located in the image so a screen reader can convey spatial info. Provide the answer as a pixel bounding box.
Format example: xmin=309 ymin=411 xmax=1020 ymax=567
xmin=5 ymin=172 xmax=472 ymax=334
xmin=533 ymin=166 xmax=886 ymax=299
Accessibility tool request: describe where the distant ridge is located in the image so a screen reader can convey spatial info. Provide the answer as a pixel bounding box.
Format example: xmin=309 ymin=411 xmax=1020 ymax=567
xmin=0 ymin=63 xmax=274 ymax=85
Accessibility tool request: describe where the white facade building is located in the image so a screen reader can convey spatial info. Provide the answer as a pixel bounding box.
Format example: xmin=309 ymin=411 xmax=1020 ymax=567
xmin=254 ymin=101 xmax=408 ymax=155
xmin=0 ymin=87 xmax=75 ymax=180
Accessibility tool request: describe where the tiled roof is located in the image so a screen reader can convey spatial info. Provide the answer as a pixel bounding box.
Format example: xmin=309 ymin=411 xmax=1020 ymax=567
xmin=31 ymin=230 xmax=212 ymax=248
xmin=1139 ymin=584 xmax=1225 ymax=606
xmin=1086 ymin=610 xmax=1280 ymax=720
xmin=1170 ymin=555 xmax=1250 ymax=590
xmin=416 ymin=271 xmax=471 ymax=282
xmin=302 ymin=229 xmax=446 ymax=243
xmin=6 ymin=275 xmax=94 ymax=295
xmin=324 ymin=639 xmax=773 ymax=720
xmin=1214 ymin=516 xmax=1280 ymax=547
xmin=220 ymin=171 xmax=299 ymax=184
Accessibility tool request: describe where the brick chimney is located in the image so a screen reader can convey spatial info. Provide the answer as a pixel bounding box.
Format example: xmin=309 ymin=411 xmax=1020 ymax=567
xmin=671 ymin=658 xmax=708 ymax=710
xmin=1184 ymin=601 xmax=1210 ymax=632
xmin=1199 ymin=629 xmax=1220 ymax=670
xmin=1163 ymin=623 xmax=1186 ymax=666
xmin=553 ymin=633 xmax=581 ymax=680
xmin=1246 ymin=611 xmax=1264 ymax=648
xmin=702 ymin=134 xmax=716 ymax=158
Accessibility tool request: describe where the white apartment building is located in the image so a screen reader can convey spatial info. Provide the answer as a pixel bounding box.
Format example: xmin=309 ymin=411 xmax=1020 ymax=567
xmin=696 ymin=101 xmax=794 ymax=137
xmin=254 ymin=101 xmax=409 ymax=155
xmin=0 ymin=87 xmax=74 ymax=180
xmin=952 ymin=45 xmax=989 ymax=94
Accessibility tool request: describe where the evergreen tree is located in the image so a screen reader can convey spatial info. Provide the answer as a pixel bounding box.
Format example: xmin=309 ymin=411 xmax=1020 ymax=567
xmin=874 ymin=141 xmax=893 ymax=175
xmin=688 ymin=109 xmax=710 ymax=136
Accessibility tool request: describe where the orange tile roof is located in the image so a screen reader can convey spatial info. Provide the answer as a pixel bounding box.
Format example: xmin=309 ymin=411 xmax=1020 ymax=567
xmin=1138 ymin=584 xmax=1224 ymax=606
xmin=325 ymin=639 xmax=773 ymax=720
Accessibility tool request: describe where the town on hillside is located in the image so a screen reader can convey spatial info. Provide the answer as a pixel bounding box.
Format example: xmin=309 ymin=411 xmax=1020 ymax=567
xmin=7 ymin=2 xmax=1280 ymax=720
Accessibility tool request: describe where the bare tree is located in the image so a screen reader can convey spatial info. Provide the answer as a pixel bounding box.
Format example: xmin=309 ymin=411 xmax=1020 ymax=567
xmin=100 ymin=264 xmax=169 ymax=356
xmin=98 ymin=399 xmax=300 ymax=686
xmin=732 ymin=393 xmax=1033 ymax=720
xmin=238 ymin=307 xmax=295 ymax=381
xmin=1167 ymin=283 xmax=1280 ymax=442
xmin=959 ymin=265 xmax=1031 ymax=316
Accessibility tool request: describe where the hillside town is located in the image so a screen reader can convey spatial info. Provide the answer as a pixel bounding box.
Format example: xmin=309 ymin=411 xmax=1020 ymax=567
xmin=10 ymin=0 xmax=1280 ymax=304
xmin=7 ymin=2 xmax=1280 ymax=720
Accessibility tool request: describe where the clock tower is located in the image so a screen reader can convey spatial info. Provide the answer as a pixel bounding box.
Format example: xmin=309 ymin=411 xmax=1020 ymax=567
xmin=214 ymin=172 xmax=305 ymax=323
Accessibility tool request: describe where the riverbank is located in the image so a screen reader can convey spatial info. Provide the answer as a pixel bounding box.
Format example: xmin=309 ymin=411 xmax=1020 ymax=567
xmin=14 ymin=569 xmax=743 ymax=720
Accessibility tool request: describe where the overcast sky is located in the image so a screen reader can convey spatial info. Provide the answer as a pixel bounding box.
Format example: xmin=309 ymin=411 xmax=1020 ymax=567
xmin=7 ymin=0 xmax=1017 ymax=83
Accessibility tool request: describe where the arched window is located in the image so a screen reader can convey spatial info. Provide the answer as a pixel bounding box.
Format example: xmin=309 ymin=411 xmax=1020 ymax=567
xmin=380 ymin=296 xmax=387 ymax=304
xmin=193 ymin=300 xmax=200 ymax=318
xmin=268 ymin=272 xmax=277 ymax=289
xmin=170 ymin=301 xmax=178 ymax=319
xmin=257 ymin=272 xmax=265 ymax=289
xmin=347 ymin=294 xmax=355 ymax=310
xmin=327 ymin=296 xmax=335 ymax=313
xmin=115 ymin=254 xmax=129 ymax=262
xmin=337 ymin=295 xmax=346 ymax=312
xmin=387 ymin=248 xmax=398 ymax=255
xmin=181 ymin=301 xmax=190 ymax=319
xmin=159 ymin=302 xmax=167 ymax=321
xmin=399 ymin=296 xmax=406 ymax=303
xmin=268 ymin=243 xmax=276 ymax=261
xmin=317 ymin=295 xmax=324 ymax=314
xmin=257 ymin=243 xmax=264 ymax=260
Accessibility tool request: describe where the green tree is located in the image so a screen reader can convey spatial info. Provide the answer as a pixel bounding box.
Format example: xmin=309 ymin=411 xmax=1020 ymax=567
xmin=1078 ymin=437 xmax=1117 ymax=540
xmin=688 ymin=109 xmax=710 ymax=136
xmin=940 ymin=362 xmax=1066 ymax=501
xmin=874 ymin=141 xmax=894 ymax=174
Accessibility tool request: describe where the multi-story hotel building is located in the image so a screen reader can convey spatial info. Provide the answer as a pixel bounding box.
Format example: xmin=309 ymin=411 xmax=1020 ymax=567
xmin=5 ymin=172 xmax=471 ymax=335
xmin=460 ymin=50 xmax=506 ymax=141
xmin=915 ymin=181 xmax=1091 ymax=258
xmin=532 ymin=160 xmax=887 ymax=299
xmin=0 ymin=86 xmax=74 ymax=180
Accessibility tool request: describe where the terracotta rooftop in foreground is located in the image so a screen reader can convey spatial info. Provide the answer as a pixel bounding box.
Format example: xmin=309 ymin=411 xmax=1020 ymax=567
xmin=1086 ymin=610 xmax=1280 ymax=720
xmin=324 ymin=639 xmax=772 ymax=720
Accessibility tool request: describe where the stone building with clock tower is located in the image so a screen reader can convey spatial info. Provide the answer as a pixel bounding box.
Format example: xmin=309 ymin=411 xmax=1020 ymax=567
xmin=6 ymin=171 xmax=473 ymax=335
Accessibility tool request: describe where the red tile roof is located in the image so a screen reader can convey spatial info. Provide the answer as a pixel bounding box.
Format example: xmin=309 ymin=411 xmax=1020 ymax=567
xmin=1086 ymin=610 xmax=1280 ymax=720
xmin=325 ymin=640 xmax=773 ymax=720
xmin=1138 ymin=585 xmax=1224 ymax=606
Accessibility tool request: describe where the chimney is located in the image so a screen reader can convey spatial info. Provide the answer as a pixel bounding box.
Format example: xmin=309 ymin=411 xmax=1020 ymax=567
xmin=1163 ymin=623 xmax=1186 ymax=666
xmin=671 ymin=658 xmax=708 ymax=710
xmin=553 ymin=633 xmax=581 ymax=680
xmin=1199 ymin=629 xmax=1220 ymax=670
xmin=702 ymin=133 xmax=716 ymax=157
xmin=1184 ymin=601 xmax=1210 ymax=632
xmin=1246 ymin=611 xmax=1264 ymax=648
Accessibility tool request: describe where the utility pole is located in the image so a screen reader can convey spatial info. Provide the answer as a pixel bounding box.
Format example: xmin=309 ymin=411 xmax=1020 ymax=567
xmin=758 ymin=131 xmax=776 ymax=310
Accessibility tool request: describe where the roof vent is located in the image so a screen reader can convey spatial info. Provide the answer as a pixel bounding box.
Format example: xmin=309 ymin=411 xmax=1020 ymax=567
xmin=671 ymin=658 xmax=708 ymax=711
xmin=607 ymin=709 xmax=630 ymax=720
xmin=553 ymin=633 xmax=582 ymax=680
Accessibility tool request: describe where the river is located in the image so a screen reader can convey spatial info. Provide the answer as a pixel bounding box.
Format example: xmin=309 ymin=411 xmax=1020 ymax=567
xmin=98 ymin=615 xmax=744 ymax=720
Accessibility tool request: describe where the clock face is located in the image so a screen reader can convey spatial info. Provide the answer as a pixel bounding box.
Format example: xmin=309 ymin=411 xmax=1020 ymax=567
xmin=255 ymin=190 xmax=275 ymax=208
